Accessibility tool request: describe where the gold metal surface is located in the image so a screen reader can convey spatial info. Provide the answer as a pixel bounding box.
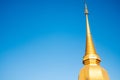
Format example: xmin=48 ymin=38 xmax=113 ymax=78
xmin=83 ymin=3 xmax=101 ymax=61
xmin=78 ymin=2 xmax=109 ymax=80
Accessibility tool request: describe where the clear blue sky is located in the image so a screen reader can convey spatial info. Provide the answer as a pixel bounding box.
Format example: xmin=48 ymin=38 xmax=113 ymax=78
xmin=0 ymin=0 xmax=120 ymax=80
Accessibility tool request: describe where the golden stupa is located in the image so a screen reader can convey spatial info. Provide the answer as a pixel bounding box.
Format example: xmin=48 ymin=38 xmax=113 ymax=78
xmin=78 ymin=2 xmax=109 ymax=80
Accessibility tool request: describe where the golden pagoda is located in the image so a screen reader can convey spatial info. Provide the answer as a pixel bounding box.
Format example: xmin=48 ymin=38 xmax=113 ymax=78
xmin=78 ymin=1 xmax=109 ymax=80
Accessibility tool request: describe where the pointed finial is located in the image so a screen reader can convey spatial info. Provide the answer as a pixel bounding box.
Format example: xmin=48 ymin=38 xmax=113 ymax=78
xmin=83 ymin=0 xmax=101 ymax=64
xmin=84 ymin=0 xmax=88 ymax=14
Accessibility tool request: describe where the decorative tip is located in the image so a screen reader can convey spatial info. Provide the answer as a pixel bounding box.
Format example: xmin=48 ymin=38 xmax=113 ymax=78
xmin=83 ymin=0 xmax=101 ymax=63
xmin=84 ymin=0 xmax=88 ymax=14
xmin=85 ymin=2 xmax=87 ymax=9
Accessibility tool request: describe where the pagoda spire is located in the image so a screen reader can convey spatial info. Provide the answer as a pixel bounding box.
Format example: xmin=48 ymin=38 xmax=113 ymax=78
xmin=78 ymin=1 xmax=109 ymax=80
xmin=83 ymin=1 xmax=101 ymax=64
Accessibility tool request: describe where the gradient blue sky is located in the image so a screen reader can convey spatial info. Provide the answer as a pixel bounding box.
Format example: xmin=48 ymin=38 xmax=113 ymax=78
xmin=0 ymin=0 xmax=120 ymax=80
